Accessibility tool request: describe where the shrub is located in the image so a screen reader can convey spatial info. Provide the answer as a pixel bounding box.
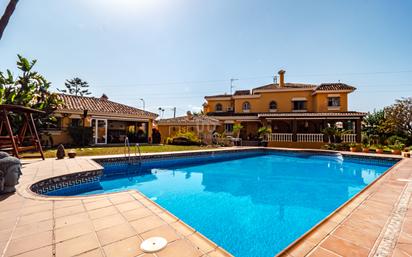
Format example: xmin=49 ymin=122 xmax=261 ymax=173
xmin=387 ymin=135 xmax=408 ymax=145
xmin=68 ymin=127 xmax=93 ymax=146
xmin=321 ymin=143 xmax=350 ymax=151
xmin=168 ymin=131 xmax=202 ymax=146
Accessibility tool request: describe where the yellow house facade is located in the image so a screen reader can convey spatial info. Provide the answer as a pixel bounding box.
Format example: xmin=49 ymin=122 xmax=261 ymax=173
xmin=203 ymin=70 xmax=366 ymax=148
xmin=43 ymin=94 xmax=158 ymax=147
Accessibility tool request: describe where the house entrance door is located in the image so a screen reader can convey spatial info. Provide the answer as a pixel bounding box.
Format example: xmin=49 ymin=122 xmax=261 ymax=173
xmin=91 ymin=119 xmax=107 ymax=144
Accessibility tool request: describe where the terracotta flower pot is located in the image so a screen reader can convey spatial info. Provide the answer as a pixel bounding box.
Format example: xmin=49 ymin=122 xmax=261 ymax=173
xmin=375 ymin=149 xmax=384 ymax=154
xmin=391 ymin=149 xmax=401 ymax=155
xmin=362 ymin=148 xmax=369 ymax=153
xmin=68 ymin=152 xmax=77 ymax=158
xmin=402 ymin=151 xmax=410 ymax=158
xmin=350 ymin=147 xmax=358 ymax=152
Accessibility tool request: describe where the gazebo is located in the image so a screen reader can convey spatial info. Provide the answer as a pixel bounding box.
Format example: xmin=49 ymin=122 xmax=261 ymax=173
xmin=0 ymin=105 xmax=45 ymax=160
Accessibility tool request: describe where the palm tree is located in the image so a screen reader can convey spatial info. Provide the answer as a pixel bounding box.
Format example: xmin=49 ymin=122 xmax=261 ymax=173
xmin=0 ymin=0 xmax=19 ymax=40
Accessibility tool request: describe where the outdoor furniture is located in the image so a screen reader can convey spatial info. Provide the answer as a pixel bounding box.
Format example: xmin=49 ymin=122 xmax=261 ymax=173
xmin=0 ymin=104 xmax=45 ymax=160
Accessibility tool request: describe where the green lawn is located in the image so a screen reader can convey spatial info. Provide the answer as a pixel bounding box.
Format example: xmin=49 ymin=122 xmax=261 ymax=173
xmin=23 ymin=145 xmax=216 ymax=159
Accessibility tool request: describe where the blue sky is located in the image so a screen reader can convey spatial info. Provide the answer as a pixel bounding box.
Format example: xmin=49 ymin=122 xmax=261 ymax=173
xmin=1 ymin=0 xmax=411 ymax=117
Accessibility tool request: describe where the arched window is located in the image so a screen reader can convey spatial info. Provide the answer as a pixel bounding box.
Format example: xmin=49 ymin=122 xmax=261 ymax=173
xmin=242 ymin=101 xmax=250 ymax=112
xmin=269 ymin=101 xmax=277 ymax=110
xmin=215 ymin=103 xmax=223 ymax=112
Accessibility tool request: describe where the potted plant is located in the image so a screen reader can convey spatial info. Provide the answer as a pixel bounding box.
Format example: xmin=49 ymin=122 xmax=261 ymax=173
xmin=402 ymin=147 xmax=410 ymax=158
xmin=349 ymin=143 xmax=358 ymax=152
xmin=68 ymin=150 xmax=77 ymax=158
xmin=375 ymin=144 xmax=384 ymax=154
xmin=258 ymin=126 xmax=271 ymax=147
xmin=362 ymin=143 xmax=370 ymax=153
xmin=391 ymin=143 xmax=404 ymax=155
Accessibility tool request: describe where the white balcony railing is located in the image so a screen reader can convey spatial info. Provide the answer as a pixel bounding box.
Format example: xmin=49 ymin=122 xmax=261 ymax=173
xmin=297 ymin=133 xmax=324 ymax=142
xmin=342 ymin=134 xmax=357 ymax=143
xmin=268 ymin=133 xmax=293 ymax=142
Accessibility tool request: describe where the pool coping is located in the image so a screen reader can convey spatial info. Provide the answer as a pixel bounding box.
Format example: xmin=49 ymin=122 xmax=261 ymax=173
xmin=14 ymin=147 xmax=407 ymax=257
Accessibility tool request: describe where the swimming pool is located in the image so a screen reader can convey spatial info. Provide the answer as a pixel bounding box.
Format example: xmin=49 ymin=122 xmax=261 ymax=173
xmin=40 ymin=150 xmax=397 ymax=257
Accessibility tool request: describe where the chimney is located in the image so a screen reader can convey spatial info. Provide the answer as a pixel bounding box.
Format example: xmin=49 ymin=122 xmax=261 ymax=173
xmin=278 ymin=70 xmax=285 ymax=88
xmin=100 ymin=94 xmax=109 ymax=100
xmin=186 ymin=111 xmax=193 ymax=120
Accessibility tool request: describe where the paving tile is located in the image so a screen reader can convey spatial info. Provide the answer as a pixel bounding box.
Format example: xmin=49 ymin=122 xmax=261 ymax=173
xmin=122 ymin=207 xmax=153 ymax=221
xmin=206 ymin=248 xmax=233 ymax=257
xmin=12 ymin=219 xmax=53 ymax=239
xmin=55 ymin=221 xmax=94 ymax=242
xmin=157 ymin=211 xmax=179 ymax=224
xmin=130 ymin=215 xmax=166 ymax=233
xmin=392 ymin=247 xmax=410 ymax=257
xmin=103 ymin=236 xmax=143 ymax=257
xmin=187 ymin=232 xmax=217 ymax=253
xmin=84 ymin=198 xmax=112 ymax=211
xmin=109 ymin=194 xmax=136 ymax=204
xmin=396 ymin=243 xmax=412 ymax=255
xmin=307 ymin=247 xmax=341 ymax=257
xmin=12 ymin=245 xmax=53 ymax=257
xmin=55 ymin=212 xmax=90 ymax=228
xmin=92 ymin=213 xmax=126 ymax=231
xmin=18 ymin=210 xmax=53 ymax=225
xmin=286 ymin=240 xmax=316 ymax=257
xmin=157 ymin=239 xmax=203 ymax=257
xmin=76 ymin=248 xmax=104 ymax=257
xmin=5 ymin=230 xmax=52 ymax=257
xmin=169 ymin=220 xmax=196 ymax=237
xmin=0 ymin=217 xmax=18 ymax=231
xmin=332 ymin=224 xmax=379 ymax=249
xmin=0 ymin=229 xmax=12 ymax=242
xmin=55 ymin=233 xmax=100 ymax=257
xmin=54 ymin=204 xmax=86 ymax=218
xmin=97 ymin=222 xmax=137 ymax=246
xmin=54 ymin=200 xmax=83 ymax=209
xmin=88 ymin=205 xmax=118 ymax=220
xmin=141 ymin=224 xmax=181 ymax=243
xmin=19 ymin=203 xmax=52 ymax=216
xmin=116 ymin=201 xmax=143 ymax=212
xmin=320 ymin=235 xmax=369 ymax=257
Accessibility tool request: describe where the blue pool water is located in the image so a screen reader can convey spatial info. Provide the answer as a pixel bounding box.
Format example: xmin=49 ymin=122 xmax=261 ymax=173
xmin=62 ymin=152 xmax=394 ymax=257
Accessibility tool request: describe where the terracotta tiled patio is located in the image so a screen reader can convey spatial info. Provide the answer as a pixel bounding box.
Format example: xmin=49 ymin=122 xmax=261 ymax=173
xmin=0 ymin=149 xmax=411 ymax=257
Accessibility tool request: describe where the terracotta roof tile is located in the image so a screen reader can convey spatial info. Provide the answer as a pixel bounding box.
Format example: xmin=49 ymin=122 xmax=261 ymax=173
xmin=56 ymin=94 xmax=157 ymax=118
xmin=233 ymin=90 xmax=250 ymax=95
xmin=253 ymin=83 xmax=317 ymax=91
xmin=315 ymin=83 xmax=356 ymax=91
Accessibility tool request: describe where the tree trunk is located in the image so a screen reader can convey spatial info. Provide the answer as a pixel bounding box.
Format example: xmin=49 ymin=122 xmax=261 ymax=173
xmin=0 ymin=0 xmax=19 ymax=40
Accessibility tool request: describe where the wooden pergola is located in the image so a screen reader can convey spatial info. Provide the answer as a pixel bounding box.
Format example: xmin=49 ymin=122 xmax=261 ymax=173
xmin=0 ymin=104 xmax=45 ymax=160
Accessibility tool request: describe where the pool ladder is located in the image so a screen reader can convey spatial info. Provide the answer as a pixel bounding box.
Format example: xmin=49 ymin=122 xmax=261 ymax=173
xmin=124 ymin=137 xmax=142 ymax=165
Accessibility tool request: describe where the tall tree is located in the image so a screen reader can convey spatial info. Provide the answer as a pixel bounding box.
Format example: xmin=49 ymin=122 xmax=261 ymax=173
xmin=58 ymin=77 xmax=91 ymax=96
xmin=0 ymin=0 xmax=19 ymax=40
xmin=385 ymin=97 xmax=412 ymax=138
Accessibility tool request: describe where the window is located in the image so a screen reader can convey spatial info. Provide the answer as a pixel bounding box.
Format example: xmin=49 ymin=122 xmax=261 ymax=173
xmin=242 ymin=101 xmax=251 ymax=112
xmin=225 ymin=123 xmax=234 ymax=132
xmin=269 ymin=101 xmax=277 ymax=110
xmin=215 ymin=103 xmax=223 ymax=112
xmin=293 ymin=101 xmax=307 ymax=111
xmin=328 ymin=97 xmax=340 ymax=107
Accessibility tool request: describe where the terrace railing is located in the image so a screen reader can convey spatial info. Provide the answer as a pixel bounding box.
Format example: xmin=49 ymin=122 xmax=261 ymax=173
xmin=342 ymin=134 xmax=357 ymax=143
xmin=297 ymin=133 xmax=324 ymax=142
xmin=269 ymin=133 xmax=293 ymax=142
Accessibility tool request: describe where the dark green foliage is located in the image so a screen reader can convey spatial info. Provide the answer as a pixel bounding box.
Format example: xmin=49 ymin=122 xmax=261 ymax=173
xmin=58 ymin=77 xmax=91 ymax=96
xmin=0 ymin=55 xmax=62 ymax=134
xmin=68 ymin=127 xmax=93 ymax=146
xmin=321 ymin=143 xmax=350 ymax=151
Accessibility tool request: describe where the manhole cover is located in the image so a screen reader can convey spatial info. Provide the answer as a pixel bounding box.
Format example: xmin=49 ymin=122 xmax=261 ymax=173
xmin=140 ymin=237 xmax=167 ymax=253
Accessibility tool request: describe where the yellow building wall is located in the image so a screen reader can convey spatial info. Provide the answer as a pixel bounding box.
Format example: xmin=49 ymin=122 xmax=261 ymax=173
xmin=233 ymin=91 xmax=314 ymax=113
xmin=313 ymin=93 xmax=348 ymax=112
xmin=206 ymin=91 xmax=350 ymax=113
xmin=205 ymin=99 xmax=233 ymax=112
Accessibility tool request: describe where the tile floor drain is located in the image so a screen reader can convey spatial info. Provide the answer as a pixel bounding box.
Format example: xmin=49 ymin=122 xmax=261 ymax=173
xmin=140 ymin=237 xmax=167 ymax=253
